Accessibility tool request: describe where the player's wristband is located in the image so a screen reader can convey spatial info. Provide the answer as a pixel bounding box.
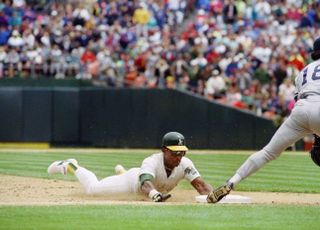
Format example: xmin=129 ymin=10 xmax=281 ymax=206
xmin=148 ymin=189 xmax=160 ymax=199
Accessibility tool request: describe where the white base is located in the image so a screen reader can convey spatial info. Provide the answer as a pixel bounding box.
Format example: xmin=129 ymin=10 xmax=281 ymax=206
xmin=195 ymin=194 xmax=252 ymax=204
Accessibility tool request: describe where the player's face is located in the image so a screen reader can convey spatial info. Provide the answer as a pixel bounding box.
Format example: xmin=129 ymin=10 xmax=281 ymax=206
xmin=163 ymin=148 xmax=186 ymax=168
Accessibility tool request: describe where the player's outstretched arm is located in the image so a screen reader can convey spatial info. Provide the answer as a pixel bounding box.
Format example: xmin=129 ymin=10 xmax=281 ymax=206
xmin=190 ymin=177 xmax=213 ymax=195
xmin=140 ymin=174 xmax=171 ymax=202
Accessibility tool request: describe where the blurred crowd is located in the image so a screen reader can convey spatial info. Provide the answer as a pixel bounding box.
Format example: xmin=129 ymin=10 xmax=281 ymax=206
xmin=0 ymin=0 xmax=320 ymax=124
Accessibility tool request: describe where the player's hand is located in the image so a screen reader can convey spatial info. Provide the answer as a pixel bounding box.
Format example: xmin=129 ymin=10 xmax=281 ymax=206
xmin=152 ymin=192 xmax=172 ymax=202
xmin=206 ymin=182 xmax=233 ymax=203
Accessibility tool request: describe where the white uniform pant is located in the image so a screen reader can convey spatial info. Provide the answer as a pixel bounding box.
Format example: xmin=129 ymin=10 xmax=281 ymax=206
xmin=236 ymin=96 xmax=320 ymax=180
xmin=75 ymin=167 xmax=140 ymax=195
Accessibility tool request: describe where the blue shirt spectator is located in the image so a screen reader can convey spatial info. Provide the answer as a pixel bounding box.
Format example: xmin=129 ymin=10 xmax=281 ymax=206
xmin=0 ymin=26 xmax=10 ymax=45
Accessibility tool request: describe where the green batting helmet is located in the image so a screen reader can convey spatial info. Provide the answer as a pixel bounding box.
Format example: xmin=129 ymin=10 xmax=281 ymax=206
xmin=162 ymin=132 xmax=188 ymax=151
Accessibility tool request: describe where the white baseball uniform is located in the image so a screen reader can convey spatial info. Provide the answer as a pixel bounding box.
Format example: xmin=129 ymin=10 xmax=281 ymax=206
xmin=230 ymin=58 xmax=320 ymax=184
xmin=75 ymin=152 xmax=201 ymax=195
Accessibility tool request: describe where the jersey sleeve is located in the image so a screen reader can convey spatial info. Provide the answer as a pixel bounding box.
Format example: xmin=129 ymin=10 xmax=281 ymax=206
xmin=182 ymin=158 xmax=201 ymax=182
xmin=139 ymin=155 xmax=157 ymax=178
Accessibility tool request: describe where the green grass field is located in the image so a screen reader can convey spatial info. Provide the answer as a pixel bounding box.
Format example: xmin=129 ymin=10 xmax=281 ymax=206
xmin=0 ymin=149 xmax=320 ymax=230
xmin=1 ymin=205 xmax=320 ymax=230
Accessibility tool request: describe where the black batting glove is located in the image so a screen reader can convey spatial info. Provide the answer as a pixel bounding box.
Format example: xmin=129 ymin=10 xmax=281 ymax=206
xmin=152 ymin=193 xmax=172 ymax=202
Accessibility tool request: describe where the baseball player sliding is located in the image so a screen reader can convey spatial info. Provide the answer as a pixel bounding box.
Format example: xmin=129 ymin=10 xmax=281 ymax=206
xmin=48 ymin=131 xmax=213 ymax=202
xmin=207 ymin=37 xmax=320 ymax=203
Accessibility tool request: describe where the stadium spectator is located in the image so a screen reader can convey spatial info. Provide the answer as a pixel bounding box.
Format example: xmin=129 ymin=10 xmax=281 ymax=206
xmin=0 ymin=26 xmax=10 ymax=45
xmin=278 ymin=78 xmax=295 ymax=108
xmin=0 ymin=11 xmax=8 ymax=28
xmin=205 ymin=67 xmax=226 ymax=100
xmin=132 ymin=2 xmax=150 ymax=38
xmin=222 ymin=0 xmax=237 ymax=25
xmin=7 ymin=29 xmax=24 ymax=47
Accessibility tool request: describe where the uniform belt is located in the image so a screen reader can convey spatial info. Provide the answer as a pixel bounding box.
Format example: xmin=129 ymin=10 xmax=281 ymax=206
xmin=299 ymin=94 xmax=310 ymax=99
xmin=299 ymin=94 xmax=320 ymax=99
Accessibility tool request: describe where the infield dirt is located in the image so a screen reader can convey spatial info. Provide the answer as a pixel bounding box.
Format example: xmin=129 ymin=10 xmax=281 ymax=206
xmin=1 ymin=174 xmax=320 ymax=205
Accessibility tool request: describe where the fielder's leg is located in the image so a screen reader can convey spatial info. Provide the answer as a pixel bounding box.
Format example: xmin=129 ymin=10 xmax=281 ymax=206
xmin=228 ymin=114 xmax=309 ymax=186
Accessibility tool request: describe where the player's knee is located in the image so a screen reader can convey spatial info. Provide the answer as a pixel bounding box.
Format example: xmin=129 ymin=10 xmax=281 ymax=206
xmin=262 ymin=148 xmax=280 ymax=161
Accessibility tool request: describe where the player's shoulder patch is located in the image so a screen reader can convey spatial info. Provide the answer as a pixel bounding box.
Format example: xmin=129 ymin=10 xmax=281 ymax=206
xmin=184 ymin=166 xmax=197 ymax=176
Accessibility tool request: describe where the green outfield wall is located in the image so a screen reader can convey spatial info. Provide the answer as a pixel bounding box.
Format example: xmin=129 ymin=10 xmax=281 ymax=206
xmin=0 ymin=87 xmax=277 ymax=149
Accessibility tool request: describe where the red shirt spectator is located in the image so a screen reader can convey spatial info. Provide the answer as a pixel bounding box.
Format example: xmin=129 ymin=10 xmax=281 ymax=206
xmin=287 ymin=6 xmax=303 ymax=21
xmin=81 ymin=48 xmax=96 ymax=63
